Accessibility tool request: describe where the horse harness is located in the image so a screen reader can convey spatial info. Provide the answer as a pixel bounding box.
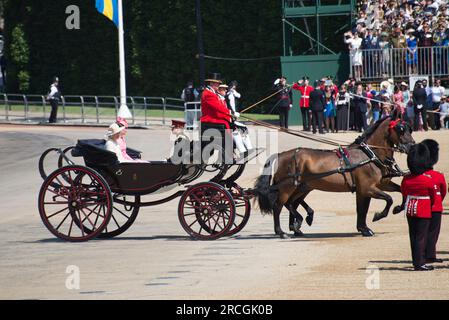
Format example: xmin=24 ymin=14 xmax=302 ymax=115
xmin=285 ymin=143 xmax=407 ymax=193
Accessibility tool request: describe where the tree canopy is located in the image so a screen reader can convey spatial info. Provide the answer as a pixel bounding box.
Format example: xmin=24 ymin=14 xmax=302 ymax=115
xmin=3 ymin=0 xmax=282 ymax=109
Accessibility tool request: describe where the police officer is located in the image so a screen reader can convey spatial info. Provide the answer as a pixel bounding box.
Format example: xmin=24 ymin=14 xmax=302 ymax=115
xmin=47 ymin=77 xmax=60 ymax=123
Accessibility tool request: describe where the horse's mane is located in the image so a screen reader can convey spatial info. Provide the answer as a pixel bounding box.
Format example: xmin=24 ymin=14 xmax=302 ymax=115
xmin=352 ymin=116 xmax=391 ymax=145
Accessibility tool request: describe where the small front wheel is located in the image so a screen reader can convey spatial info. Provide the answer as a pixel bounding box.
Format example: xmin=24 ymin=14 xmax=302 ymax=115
xmin=38 ymin=165 xmax=113 ymax=242
xmin=178 ymin=182 xmax=235 ymax=240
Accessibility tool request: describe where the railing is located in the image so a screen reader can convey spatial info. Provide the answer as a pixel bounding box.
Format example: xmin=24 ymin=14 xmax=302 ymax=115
xmin=0 ymin=94 xmax=189 ymax=126
xmin=284 ymin=0 xmax=352 ymax=7
xmin=350 ymin=46 xmax=449 ymax=81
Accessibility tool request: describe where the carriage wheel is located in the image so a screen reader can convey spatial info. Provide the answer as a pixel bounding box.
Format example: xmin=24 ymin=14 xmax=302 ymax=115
xmin=96 ymin=194 xmax=140 ymax=239
xmin=224 ymin=183 xmax=251 ymax=237
xmin=178 ymin=182 xmax=235 ymax=240
xmin=57 ymin=146 xmax=76 ymax=168
xmin=38 ymin=165 xmax=112 ymax=242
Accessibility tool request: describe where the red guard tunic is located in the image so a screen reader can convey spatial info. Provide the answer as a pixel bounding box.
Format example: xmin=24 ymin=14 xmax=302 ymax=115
xmin=200 ymin=87 xmax=231 ymax=129
xmin=292 ymin=83 xmax=314 ymax=108
xmin=425 ymin=170 xmax=447 ymax=213
xmin=401 ymin=173 xmax=436 ymax=219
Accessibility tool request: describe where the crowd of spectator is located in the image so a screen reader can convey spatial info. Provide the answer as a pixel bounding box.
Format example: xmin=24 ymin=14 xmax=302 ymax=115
xmin=345 ymin=0 xmax=449 ymax=80
xmin=321 ymin=76 xmax=449 ymax=133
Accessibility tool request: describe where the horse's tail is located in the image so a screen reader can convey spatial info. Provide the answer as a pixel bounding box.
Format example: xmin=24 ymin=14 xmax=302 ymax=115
xmin=254 ymin=153 xmax=279 ymax=215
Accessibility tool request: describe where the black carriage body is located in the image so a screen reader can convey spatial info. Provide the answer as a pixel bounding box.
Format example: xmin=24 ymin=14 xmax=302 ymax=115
xmin=72 ymin=139 xmax=186 ymax=196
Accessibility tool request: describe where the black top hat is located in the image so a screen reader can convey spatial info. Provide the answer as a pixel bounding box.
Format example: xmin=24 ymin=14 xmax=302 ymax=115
xmin=205 ymin=73 xmax=222 ymax=84
xmin=407 ymin=143 xmax=431 ymax=175
xmin=421 ymin=139 xmax=439 ymax=168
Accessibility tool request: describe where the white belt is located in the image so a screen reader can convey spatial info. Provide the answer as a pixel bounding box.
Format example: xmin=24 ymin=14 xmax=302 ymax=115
xmin=407 ymin=196 xmax=430 ymax=200
xmin=301 ymin=96 xmax=310 ymax=99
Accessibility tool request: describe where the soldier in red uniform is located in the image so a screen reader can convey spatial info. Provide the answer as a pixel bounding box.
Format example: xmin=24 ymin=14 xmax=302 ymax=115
xmin=421 ymin=139 xmax=447 ymax=264
xmin=200 ymin=73 xmax=233 ymax=163
xmin=292 ymin=76 xmax=314 ymax=131
xmin=401 ymin=143 xmax=436 ymax=271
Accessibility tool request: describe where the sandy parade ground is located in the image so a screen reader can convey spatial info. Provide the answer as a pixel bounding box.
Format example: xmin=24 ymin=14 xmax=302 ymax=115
xmin=0 ymin=123 xmax=448 ymax=300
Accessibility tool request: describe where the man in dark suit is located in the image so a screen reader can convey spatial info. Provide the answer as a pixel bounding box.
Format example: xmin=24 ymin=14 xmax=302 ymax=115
xmin=309 ymin=81 xmax=325 ymax=134
xmin=413 ymin=80 xmax=429 ymax=131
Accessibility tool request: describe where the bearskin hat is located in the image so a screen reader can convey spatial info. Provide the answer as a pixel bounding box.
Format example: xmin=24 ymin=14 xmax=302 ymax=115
xmin=421 ymin=139 xmax=439 ymax=168
xmin=407 ymin=143 xmax=431 ymax=175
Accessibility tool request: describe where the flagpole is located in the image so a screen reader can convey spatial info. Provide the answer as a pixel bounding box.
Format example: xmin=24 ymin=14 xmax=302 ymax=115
xmin=117 ymin=0 xmax=131 ymax=119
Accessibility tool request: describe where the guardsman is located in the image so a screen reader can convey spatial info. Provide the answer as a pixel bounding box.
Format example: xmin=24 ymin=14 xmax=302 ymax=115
xmin=401 ymin=143 xmax=436 ymax=271
xmin=421 ymin=139 xmax=447 ymax=264
xmin=292 ymin=76 xmax=314 ymax=131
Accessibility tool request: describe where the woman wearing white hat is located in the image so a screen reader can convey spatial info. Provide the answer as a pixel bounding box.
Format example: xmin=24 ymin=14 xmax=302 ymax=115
xmin=105 ymin=123 xmax=128 ymax=163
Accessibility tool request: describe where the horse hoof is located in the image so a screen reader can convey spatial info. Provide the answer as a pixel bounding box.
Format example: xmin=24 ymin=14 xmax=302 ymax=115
xmin=393 ymin=205 xmax=403 ymax=215
xmin=279 ymin=233 xmax=290 ymax=239
xmin=292 ymin=230 xmax=304 ymax=237
xmin=359 ymin=229 xmax=375 ymax=237
xmin=372 ymin=212 xmax=387 ymax=222
xmin=306 ymin=215 xmax=314 ymax=226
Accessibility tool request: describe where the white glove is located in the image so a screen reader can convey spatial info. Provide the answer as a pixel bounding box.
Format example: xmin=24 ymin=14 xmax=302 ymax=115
xmin=289 ymin=104 xmax=292 ymax=109
xmin=234 ymin=112 xmax=240 ymax=118
xmin=274 ymin=78 xmax=280 ymax=86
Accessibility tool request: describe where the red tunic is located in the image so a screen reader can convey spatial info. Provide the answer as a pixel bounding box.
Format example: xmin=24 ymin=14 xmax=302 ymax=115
xmin=425 ymin=170 xmax=447 ymax=213
xmin=292 ymin=83 xmax=314 ymax=108
xmin=401 ymin=173 xmax=436 ymax=219
xmin=200 ymin=87 xmax=231 ymax=129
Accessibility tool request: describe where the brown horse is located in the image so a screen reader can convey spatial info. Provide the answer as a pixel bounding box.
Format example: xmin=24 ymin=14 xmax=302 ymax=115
xmin=254 ymin=115 xmax=415 ymax=238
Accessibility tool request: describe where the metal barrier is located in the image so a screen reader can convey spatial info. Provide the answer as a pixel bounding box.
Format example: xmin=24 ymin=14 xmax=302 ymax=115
xmin=184 ymin=102 xmax=201 ymax=130
xmin=0 ymin=94 xmax=188 ymax=126
xmin=351 ymin=46 xmax=449 ymax=81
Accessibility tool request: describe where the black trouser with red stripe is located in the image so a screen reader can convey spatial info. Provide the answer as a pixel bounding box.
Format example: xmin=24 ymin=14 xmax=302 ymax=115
xmin=425 ymin=212 xmax=442 ymax=260
xmin=407 ymin=217 xmax=431 ymax=267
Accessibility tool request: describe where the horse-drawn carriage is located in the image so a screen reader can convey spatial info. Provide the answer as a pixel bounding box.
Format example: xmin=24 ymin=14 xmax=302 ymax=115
xmin=38 ymin=130 xmax=262 ymax=242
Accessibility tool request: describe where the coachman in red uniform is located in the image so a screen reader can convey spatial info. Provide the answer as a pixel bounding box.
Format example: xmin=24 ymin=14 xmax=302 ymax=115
xmin=292 ymin=76 xmax=314 ymax=131
xmin=200 ymin=73 xmax=233 ymax=163
xmin=401 ymin=143 xmax=436 ymax=271
xmin=200 ymin=73 xmax=232 ymax=129
xmin=421 ymin=139 xmax=447 ymax=263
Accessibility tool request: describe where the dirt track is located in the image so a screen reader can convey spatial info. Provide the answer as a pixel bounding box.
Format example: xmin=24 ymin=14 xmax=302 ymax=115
xmin=0 ymin=124 xmax=448 ymax=300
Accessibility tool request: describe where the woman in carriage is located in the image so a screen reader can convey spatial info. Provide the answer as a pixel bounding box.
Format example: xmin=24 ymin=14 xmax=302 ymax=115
xmin=105 ymin=118 xmax=146 ymax=163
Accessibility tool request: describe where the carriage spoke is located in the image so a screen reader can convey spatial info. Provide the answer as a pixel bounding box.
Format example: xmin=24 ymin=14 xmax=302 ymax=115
xmin=80 ymin=208 xmax=96 ymax=229
xmin=68 ymin=219 xmax=74 ymax=237
xmin=47 ymin=206 xmax=69 ymax=219
xmin=55 ymin=212 xmax=71 ymax=231
xmin=77 ymin=209 xmax=85 ymax=237
xmin=113 ymin=206 xmax=130 ymax=219
xmin=111 ymin=213 xmax=121 ymax=229
xmin=44 ymin=201 xmax=70 ymax=205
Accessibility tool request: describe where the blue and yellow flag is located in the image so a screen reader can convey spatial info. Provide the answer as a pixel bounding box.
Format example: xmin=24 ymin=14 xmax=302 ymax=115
xmin=95 ymin=0 xmax=119 ymax=27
